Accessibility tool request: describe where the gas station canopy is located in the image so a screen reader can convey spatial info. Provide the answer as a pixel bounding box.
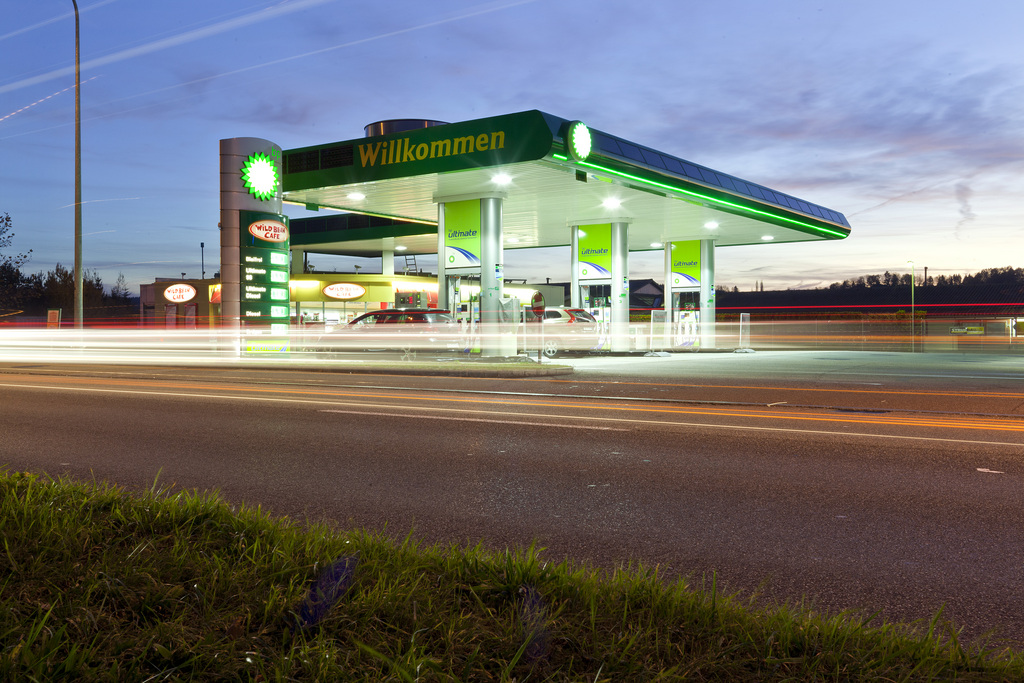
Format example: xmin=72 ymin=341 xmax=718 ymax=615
xmin=280 ymin=110 xmax=850 ymax=257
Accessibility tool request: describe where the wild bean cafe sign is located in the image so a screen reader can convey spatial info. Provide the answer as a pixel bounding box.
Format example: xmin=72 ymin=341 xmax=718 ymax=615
xmin=323 ymin=283 xmax=366 ymax=300
xmin=164 ymin=283 xmax=197 ymax=303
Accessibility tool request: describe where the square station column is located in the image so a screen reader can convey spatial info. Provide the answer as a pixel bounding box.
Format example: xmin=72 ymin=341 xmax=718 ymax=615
xmin=699 ymin=239 xmax=716 ymax=349
xmin=436 ymin=194 xmax=506 ymax=356
xmin=571 ymin=220 xmax=630 ymax=352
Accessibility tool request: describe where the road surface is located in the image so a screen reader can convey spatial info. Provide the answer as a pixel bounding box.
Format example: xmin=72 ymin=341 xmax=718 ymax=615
xmin=1 ymin=351 xmax=1022 ymax=645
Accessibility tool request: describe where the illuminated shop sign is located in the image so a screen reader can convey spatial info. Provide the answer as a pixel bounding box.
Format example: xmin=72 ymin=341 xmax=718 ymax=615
xmin=248 ymin=219 xmax=288 ymax=242
xmin=323 ymin=283 xmax=367 ymax=300
xmin=164 ymin=283 xmax=197 ymax=303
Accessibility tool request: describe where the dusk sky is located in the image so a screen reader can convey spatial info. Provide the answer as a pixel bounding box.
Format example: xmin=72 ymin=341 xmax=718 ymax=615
xmin=3 ymin=0 xmax=1023 ymax=294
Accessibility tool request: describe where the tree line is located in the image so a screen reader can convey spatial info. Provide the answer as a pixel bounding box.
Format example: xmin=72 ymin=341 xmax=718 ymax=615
xmin=826 ymin=267 xmax=1024 ymax=290
xmin=1 ymin=212 xmax=134 ymax=320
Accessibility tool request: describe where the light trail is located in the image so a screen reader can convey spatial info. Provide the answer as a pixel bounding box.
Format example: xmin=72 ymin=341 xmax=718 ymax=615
xmin=527 ymin=377 xmax=1024 ymax=401
xmin=3 ymin=375 xmax=1024 ymax=442
xmin=1 ymin=379 xmax=1022 ymax=448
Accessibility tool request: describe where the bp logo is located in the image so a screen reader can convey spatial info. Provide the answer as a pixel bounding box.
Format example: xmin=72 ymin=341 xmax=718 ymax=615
xmin=240 ymin=152 xmax=279 ymax=201
xmin=567 ymin=121 xmax=591 ymax=162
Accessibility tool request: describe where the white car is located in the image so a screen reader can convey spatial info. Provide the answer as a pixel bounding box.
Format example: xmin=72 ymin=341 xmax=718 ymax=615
xmin=521 ymin=307 xmax=603 ymax=357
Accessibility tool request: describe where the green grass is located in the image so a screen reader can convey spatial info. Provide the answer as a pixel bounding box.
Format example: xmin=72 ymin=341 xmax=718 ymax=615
xmin=1 ymin=469 xmax=1021 ymax=681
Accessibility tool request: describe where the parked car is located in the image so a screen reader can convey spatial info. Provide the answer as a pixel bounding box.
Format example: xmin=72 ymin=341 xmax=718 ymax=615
xmin=521 ymin=307 xmax=603 ymax=357
xmin=314 ymin=308 xmax=461 ymax=355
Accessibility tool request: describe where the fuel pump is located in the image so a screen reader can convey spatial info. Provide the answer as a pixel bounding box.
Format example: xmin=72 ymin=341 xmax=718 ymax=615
xmin=672 ymin=294 xmax=700 ymax=349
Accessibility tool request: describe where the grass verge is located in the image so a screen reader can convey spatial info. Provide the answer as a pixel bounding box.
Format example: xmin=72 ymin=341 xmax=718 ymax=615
xmin=1 ymin=469 xmax=1020 ymax=681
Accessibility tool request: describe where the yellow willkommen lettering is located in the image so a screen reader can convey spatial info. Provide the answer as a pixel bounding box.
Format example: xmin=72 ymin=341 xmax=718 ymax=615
xmin=358 ymin=131 xmax=505 ymax=168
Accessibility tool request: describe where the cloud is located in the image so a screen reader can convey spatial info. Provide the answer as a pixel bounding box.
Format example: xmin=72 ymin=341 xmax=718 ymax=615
xmin=953 ymin=182 xmax=975 ymax=240
xmin=0 ymin=0 xmax=338 ymax=96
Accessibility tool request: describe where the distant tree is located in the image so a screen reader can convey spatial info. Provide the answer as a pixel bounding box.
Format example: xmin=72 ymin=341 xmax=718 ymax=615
xmin=0 ymin=262 xmax=25 ymax=311
xmin=0 ymin=213 xmax=31 ymax=270
xmin=23 ymin=264 xmax=104 ymax=317
xmin=0 ymin=213 xmax=31 ymax=311
xmin=110 ymin=272 xmax=131 ymax=303
xmin=865 ymin=274 xmax=881 ymax=288
xmin=965 ymin=266 xmax=1024 ymax=286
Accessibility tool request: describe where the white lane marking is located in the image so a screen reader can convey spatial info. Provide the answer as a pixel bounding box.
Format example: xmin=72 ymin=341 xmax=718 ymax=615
xmin=976 ymin=468 xmax=1005 ymax=474
xmin=319 ymin=409 xmax=626 ymax=431
xmin=2 ymin=382 xmax=1023 ymax=448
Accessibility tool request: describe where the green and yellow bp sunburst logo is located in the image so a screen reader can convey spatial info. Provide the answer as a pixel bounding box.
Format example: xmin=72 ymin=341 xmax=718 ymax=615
xmin=240 ymin=152 xmax=279 ymax=201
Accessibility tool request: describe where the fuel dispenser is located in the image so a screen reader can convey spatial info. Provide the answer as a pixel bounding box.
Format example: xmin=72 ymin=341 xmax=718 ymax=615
xmin=669 ymin=293 xmax=700 ymax=349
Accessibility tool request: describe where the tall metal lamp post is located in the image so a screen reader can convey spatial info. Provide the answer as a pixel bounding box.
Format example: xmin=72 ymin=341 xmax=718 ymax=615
xmin=201 ymin=242 xmax=205 ymax=279
xmin=907 ymin=260 xmax=915 ymax=352
xmin=72 ymin=0 xmax=83 ymax=328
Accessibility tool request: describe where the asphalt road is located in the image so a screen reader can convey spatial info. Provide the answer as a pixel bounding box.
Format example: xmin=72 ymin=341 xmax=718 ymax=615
xmin=1 ymin=351 xmax=1022 ymax=646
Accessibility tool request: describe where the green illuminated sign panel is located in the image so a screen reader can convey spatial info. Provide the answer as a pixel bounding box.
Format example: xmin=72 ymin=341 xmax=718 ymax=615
xmin=284 ymin=110 xmax=555 ymax=189
xmin=577 ymin=224 xmax=611 ymax=281
xmin=670 ymin=241 xmax=701 ymax=288
xmin=444 ymin=200 xmax=482 ymax=270
xmin=240 ymin=210 xmax=290 ymax=325
xmin=240 ymin=152 xmax=280 ymax=201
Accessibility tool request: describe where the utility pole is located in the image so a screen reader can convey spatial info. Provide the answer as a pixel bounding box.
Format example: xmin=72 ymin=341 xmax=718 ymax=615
xmin=907 ymin=260 xmax=915 ymax=352
xmin=72 ymin=0 xmax=83 ymax=327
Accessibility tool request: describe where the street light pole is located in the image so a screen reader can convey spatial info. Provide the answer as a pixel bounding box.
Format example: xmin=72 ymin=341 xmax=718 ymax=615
xmin=907 ymin=260 xmax=915 ymax=353
xmin=201 ymin=242 xmax=205 ymax=279
xmin=72 ymin=0 xmax=83 ymax=328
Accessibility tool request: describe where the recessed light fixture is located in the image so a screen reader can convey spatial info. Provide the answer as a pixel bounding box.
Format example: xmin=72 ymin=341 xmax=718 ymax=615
xmin=506 ymin=237 xmax=520 ymax=244
xmin=347 ymin=192 xmax=366 ymax=201
xmin=650 ymin=242 xmax=663 ymax=248
xmin=761 ymin=235 xmax=774 ymax=241
xmin=602 ymin=197 xmax=621 ymax=209
xmin=492 ymin=173 xmax=512 ymax=185
xmin=395 ymin=245 xmax=408 ymax=251
xmin=704 ymin=221 xmax=719 ymax=229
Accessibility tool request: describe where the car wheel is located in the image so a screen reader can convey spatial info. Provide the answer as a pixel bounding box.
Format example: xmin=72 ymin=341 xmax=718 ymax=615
xmin=542 ymin=338 xmax=560 ymax=358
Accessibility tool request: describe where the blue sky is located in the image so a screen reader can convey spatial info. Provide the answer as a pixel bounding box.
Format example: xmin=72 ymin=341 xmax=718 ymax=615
xmin=3 ymin=0 xmax=1023 ymax=293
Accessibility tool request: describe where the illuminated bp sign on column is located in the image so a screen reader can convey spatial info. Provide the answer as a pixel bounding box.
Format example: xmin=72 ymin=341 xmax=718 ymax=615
xmin=577 ymin=224 xmax=612 ymax=280
xmin=670 ymin=240 xmax=701 ymax=288
xmin=444 ymin=200 xmax=482 ymax=270
xmin=239 ymin=210 xmax=290 ymax=324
